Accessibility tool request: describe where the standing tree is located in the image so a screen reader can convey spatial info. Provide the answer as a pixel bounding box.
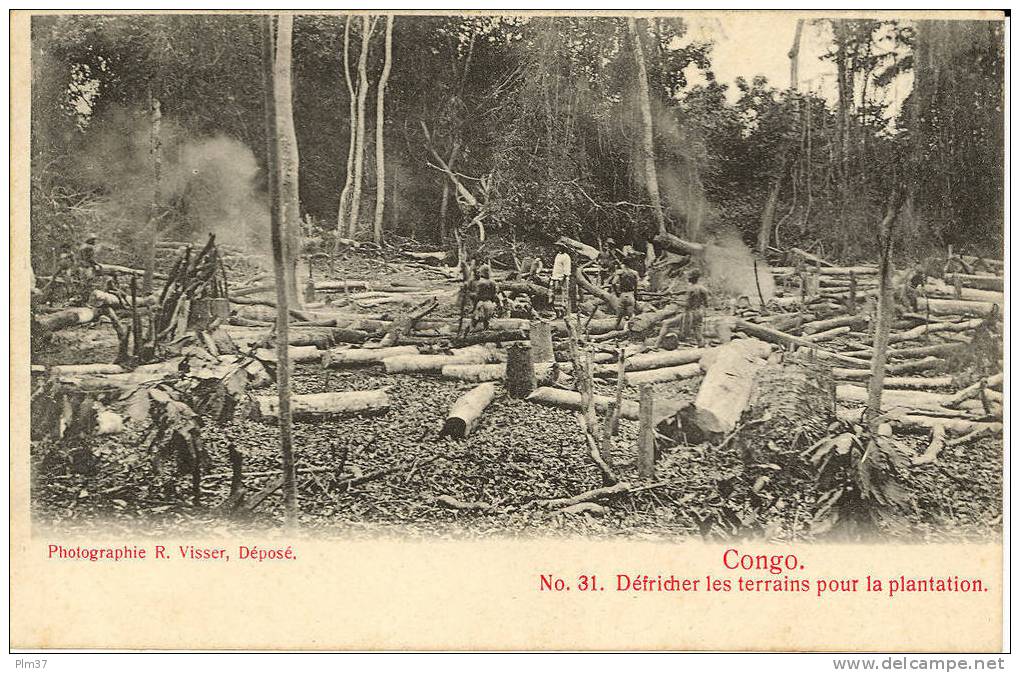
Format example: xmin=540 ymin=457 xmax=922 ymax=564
xmin=333 ymin=15 xmax=358 ymax=258
xmin=261 ymin=15 xmax=298 ymax=525
xmin=627 ymin=18 xmax=666 ymax=237
xmin=348 ymin=15 xmax=375 ymax=236
xmin=274 ymin=13 xmax=301 ymax=305
xmin=372 ymin=15 xmax=394 ymax=245
xmin=142 ymin=94 xmax=162 ymax=293
xmin=865 ymin=189 xmax=904 ymax=426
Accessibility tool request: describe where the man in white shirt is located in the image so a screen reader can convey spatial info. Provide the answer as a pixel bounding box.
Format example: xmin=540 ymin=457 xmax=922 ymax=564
xmin=549 ymin=244 xmax=572 ymax=316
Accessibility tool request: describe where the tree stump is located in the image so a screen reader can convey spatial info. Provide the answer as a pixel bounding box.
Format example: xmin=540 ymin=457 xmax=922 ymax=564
xmin=530 ymin=321 xmax=554 ymax=363
xmin=505 ymin=343 xmax=537 ymax=398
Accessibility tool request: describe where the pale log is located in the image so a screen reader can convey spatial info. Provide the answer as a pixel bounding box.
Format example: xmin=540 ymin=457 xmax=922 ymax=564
xmin=440 ymin=382 xmax=498 ymax=439
xmin=686 ymin=338 xmax=771 ymax=434
xmin=254 ymin=389 xmax=390 ymax=421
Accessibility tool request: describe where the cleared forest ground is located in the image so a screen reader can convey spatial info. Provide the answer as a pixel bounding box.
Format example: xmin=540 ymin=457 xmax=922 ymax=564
xmin=30 ymin=247 xmax=1003 ymax=542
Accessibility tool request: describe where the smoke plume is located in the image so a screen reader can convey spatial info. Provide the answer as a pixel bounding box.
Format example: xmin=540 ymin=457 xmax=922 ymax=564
xmin=71 ymin=106 xmax=269 ymax=254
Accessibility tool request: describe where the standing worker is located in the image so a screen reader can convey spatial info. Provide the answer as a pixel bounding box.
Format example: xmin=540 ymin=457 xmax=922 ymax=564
xmin=656 ymin=269 xmax=710 ymax=347
xmin=549 ymin=243 xmax=572 ymax=318
xmin=470 ymin=264 xmax=500 ymax=332
xmin=610 ymin=262 xmax=640 ymax=331
xmin=78 ymin=233 xmax=101 ymax=275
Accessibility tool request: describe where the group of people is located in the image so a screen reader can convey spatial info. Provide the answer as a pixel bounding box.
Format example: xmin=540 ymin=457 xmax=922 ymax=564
xmin=39 ymin=232 xmax=104 ymax=304
xmin=461 ymin=238 xmax=711 ymax=348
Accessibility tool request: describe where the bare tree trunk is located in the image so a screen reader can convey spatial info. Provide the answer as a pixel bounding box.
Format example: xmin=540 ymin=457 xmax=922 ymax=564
xmin=789 ymin=18 xmax=804 ymax=90
xmin=348 ymin=16 xmax=373 ymax=237
xmin=333 ymin=16 xmax=358 ymax=261
xmin=866 ymin=193 xmax=903 ymax=427
xmin=274 ymin=14 xmax=301 ymax=306
xmin=142 ymin=95 xmax=162 ymax=294
xmin=756 ymin=21 xmax=804 ymax=254
xmin=832 ymin=20 xmax=853 ymax=193
xmin=627 ymin=18 xmax=666 ymax=237
xmin=261 ymin=15 xmax=298 ymax=525
xmin=437 ymin=145 xmax=460 ymax=244
xmin=372 ymin=16 xmax=394 ymax=245
xmin=756 ymin=165 xmax=783 ymax=254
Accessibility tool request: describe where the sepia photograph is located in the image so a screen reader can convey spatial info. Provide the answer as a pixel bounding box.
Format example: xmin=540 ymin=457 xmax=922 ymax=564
xmin=11 ymin=7 xmax=1007 ymax=654
xmin=24 ymin=9 xmax=1005 ymax=540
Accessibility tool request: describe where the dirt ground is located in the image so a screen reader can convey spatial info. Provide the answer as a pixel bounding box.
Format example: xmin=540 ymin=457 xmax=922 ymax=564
xmin=29 ymin=249 xmax=1004 ymax=542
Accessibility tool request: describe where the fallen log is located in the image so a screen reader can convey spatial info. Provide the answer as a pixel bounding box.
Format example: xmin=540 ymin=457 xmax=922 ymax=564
xmin=322 ymin=345 xmax=418 ymax=368
xmin=832 ymin=356 xmax=942 ymax=379
xmin=843 ymin=342 xmax=966 ymax=360
xmin=924 ymin=280 xmax=1004 ymax=304
xmin=887 ymin=318 xmax=984 ymax=344
xmin=573 ymin=266 xmax=618 ymax=313
xmin=254 ymin=345 xmax=322 ymax=364
xmin=949 ymin=274 xmax=1003 ymax=291
xmin=629 ymin=305 xmax=682 ymax=334
xmin=254 ymin=389 xmax=390 ymax=421
xmin=836 ymin=384 xmax=952 ymax=412
xmin=733 ymin=319 xmax=864 ymax=366
xmin=943 ymin=374 xmax=1004 ymax=409
xmin=441 ymin=361 xmax=561 ymax=384
xmin=836 ymin=375 xmax=954 ymax=390
xmin=653 ymin=231 xmax=705 ymax=256
xmin=619 ymin=347 xmax=706 ymax=372
xmin=623 ymin=362 xmax=702 ymax=387
xmin=802 ymin=326 xmax=851 ymax=342
xmin=439 ymin=382 xmax=498 ymax=439
xmin=35 ymin=307 xmax=96 ymax=331
xmin=684 ymin=338 xmax=771 ymax=435
xmin=789 ymin=247 xmax=836 ymax=268
xmin=527 ymin=386 xmax=639 ymax=420
xmin=47 ymin=363 xmax=126 ymax=377
xmin=916 ymin=297 xmax=1000 ymax=318
xmin=800 ymin=314 xmax=867 ymax=335
xmin=383 ymin=346 xmax=500 ymax=374
xmin=91 ymin=290 xmax=158 ymax=309
xmin=97 ymin=263 xmax=167 ymax=281
xmin=453 ymin=329 xmax=528 ymax=347
xmin=773 ymin=265 xmax=877 ymax=276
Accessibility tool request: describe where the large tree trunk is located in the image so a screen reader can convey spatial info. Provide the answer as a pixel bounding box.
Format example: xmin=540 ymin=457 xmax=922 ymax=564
xmin=627 ymin=18 xmax=666 ymax=237
xmin=683 ymin=338 xmax=771 ymax=436
xmin=333 ymin=16 xmax=358 ymax=260
xmin=756 ymin=165 xmax=783 ymax=254
xmin=866 ymin=195 xmax=902 ymax=426
xmin=142 ymin=96 xmax=162 ymax=294
xmin=261 ymin=15 xmax=298 ymax=525
xmin=349 ymin=16 xmax=373 ymax=236
xmin=372 ymin=16 xmax=394 ymax=245
xmin=274 ymin=14 xmax=301 ymax=306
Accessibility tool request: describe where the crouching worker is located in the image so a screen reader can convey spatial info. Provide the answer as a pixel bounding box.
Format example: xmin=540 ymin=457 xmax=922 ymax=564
xmin=610 ymin=263 xmax=640 ymax=330
xmin=471 ymin=264 xmax=499 ymax=332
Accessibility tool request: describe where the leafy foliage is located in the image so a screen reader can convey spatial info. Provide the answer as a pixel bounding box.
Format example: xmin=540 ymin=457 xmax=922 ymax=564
xmin=803 ymin=418 xmax=914 ymax=539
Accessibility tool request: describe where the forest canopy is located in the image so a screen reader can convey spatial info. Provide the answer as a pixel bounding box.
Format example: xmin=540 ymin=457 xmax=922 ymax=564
xmin=30 ymin=13 xmax=1004 ymax=270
